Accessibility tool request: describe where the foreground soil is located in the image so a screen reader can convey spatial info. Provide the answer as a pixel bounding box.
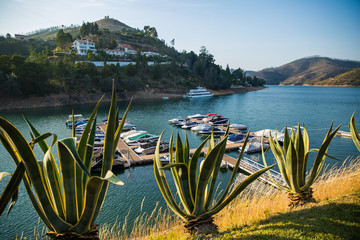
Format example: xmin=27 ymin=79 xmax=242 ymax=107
xmin=0 ymin=86 xmax=265 ymax=110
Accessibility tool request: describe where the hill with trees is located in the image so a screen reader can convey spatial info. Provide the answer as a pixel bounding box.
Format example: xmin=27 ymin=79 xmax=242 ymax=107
xmin=250 ymin=56 xmax=360 ymax=85
xmin=0 ymin=17 xmax=264 ymax=100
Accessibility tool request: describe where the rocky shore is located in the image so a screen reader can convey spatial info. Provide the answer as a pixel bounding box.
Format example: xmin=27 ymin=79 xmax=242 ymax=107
xmin=0 ymin=86 xmax=265 ymax=111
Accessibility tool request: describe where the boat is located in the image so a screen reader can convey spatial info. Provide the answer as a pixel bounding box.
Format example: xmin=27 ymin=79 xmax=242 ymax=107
xmin=205 ymin=115 xmax=229 ymax=124
xmin=66 ymin=114 xmax=87 ymax=128
xmin=123 ymin=131 xmax=147 ymax=140
xmin=335 ymin=130 xmax=351 ymax=138
xmin=135 ymin=142 xmax=170 ymax=155
xmin=186 ymin=113 xmax=208 ymax=119
xmin=168 ymin=116 xmax=183 ymax=124
xmin=229 ymin=123 xmax=248 ymax=130
xmin=191 ymin=123 xmax=209 ymax=131
xmin=125 ymin=134 xmax=159 ymax=145
xmin=181 ymin=121 xmax=199 ymax=129
xmin=183 ymin=87 xmax=214 ymax=98
xmin=198 ymin=126 xmax=226 ymax=135
xmin=238 ymin=138 xmax=269 ymax=154
xmin=253 ymin=129 xmax=285 ymax=142
xmin=227 ymin=133 xmax=252 ymax=144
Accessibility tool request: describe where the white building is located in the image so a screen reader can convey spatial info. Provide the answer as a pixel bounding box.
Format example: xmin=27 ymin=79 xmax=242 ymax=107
xmin=142 ymin=51 xmax=160 ymax=57
xmin=103 ymin=49 xmax=125 ymax=57
xmin=72 ymin=40 xmax=97 ymax=55
xmin=118 ymin=43 xmax=137 ymax=55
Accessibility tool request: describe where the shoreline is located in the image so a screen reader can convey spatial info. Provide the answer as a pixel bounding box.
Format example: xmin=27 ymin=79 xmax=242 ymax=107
xmin=0 ymin=86 xmax=265 ymax=111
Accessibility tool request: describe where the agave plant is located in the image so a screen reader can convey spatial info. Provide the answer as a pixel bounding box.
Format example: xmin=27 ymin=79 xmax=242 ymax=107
xmin=262 ymin=123 xmax=340 ymax=207
xmin=154 ymin=131 xmax=274 ymax=234
xmin=349 ymin=112 xmax=360 ymax=152
xmin=0 ymin=82 xmax=130 ymax=239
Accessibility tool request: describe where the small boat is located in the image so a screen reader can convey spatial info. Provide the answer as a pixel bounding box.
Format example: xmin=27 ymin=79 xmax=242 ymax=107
xmin=191 ymin=123 xmax=209 ymax=131
xmin=136 ymin=142 xmax=170 ymax=155
xmin=239 ymin=138 xmax=269 ymax=154
xmin=123 ymin=131 xmax=147 ymax=140
xmin=227 ymin=133 xmax=252 ymax=144
xmin=168 ymin=117 xmax=183 ymax=124
xmin=125 ymin=134 xmax=159 ymax=145
xmin=207 ymin=115 xmax=229 ymax=124
xmin=229 ymin=123 xmax=248 ymax=130
xmin=183 ymin=86 xmax=214 ymax=98
xmin=253 ymin=129 xmax=285 ymax=142
xmin=181 ymin=121 xmax=199 ymax=129
xmin=335 ymin=130 xmax=352 ymax=138
xmin=198 ymin=126 xmax=226 ymax=135
xmin=66 ymin=114 xmax=87 ymax=128
xmin=186 ymin=113 xmax=208 ymax=119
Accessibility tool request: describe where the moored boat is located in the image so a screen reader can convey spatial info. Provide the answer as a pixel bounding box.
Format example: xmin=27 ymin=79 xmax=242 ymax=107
xmin=183 ymin=87 xmax=214 ymax=98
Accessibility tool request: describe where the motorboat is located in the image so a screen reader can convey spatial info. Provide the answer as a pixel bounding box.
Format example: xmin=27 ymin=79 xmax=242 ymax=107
xmin=125 ymin=134 xmax=159 ymax=145
xmin=181 ymin=121 xmax=199 ymax=129
xmin=198 ymin=126 xmax=226 ymax=135
xmin=168 ymin=117 xmax=183 ymax=124
xmin=238 ymin=138 xmax=269 ymax=154
xmin=183 ymin=86 xmax=214 ymax=98
xmin=135 ymin=142 xmax=170 ymax=155
xmin=227 ymin=133 xmax=252 ymax=144
xmin=335 ymin=130 xmax=352 ymax=138
xmin=203 ymin=115 xmax=228 ymax=124
xmin=229 ymin=123 xmax=248 ymax=130
xmin=253 ymin=129 xmax=285 ymax=143
xmin=186 ymin=113 xmax=208 ymax=119
xmin=191 ymin=123 xmax=209 ymax=131
xmin=66 ymin=114 xmax=87 ymax=128
xmin=123 ymin=131 xmax=147 ymax=140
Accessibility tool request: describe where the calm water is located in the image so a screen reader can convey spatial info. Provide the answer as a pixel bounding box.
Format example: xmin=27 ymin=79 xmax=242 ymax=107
xmin=0 ymin=85 xmax=359 ymax=239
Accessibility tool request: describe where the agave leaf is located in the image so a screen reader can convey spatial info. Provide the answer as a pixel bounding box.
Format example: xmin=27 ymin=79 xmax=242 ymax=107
xmin=77 ymin=95 xmax=104 ymax=161
xmin=301 ymin=125 xmax=310 ymax=182
xmin=24 ymin=117 xmax=66 ymax=219
xmin=184 ymin=134 xmax=190 ymax=165
xmin=205 ymin=134 xmax=228 ymax=210
xmin=302 ymin=124 xmax=340 ymax=190
xmin=160 ymin=162 xmax=188 ymax=170
xmin=189 ymin=136 xmax=210 ymax=199
xmin=267 ymin=133 xmax=291 ymax=187
xmin=0 ymin=131 xmax=21 ymax=165
xmin=294 ymin=124 xmax=305 ymax=187
xmin=349 ymin=112 xmax=360 ymax=151
xmin=283 ymin=126 xmax=290 ymax=155
xmin=71 ymin=171 xmax=123 ymax=234
xmin=0 ymin=162 xmax=25 ymax=216
xmin=0 ymin=116 xmax=70 ymax=232
xmin=205 ymin=164 xmax=275 ymax=218
xmin=212 ymin=132 xmax=252 ymax=209
xmin=153 ymin=132 xmax=188 ymax=221
xmin=170 ymin=134 xmax=193 ymax=214
xmin=58 ymin=140 xmax=78 ymax=225
xmin=43 ymin=134 xmax=65 ymax=219
xmin=91 ymin=83 xmax=131 ymax=227
xmin=193 ymin=137 xmax=227 ymax=215
xmin=286 ymin=140 xmax=300 ymax=193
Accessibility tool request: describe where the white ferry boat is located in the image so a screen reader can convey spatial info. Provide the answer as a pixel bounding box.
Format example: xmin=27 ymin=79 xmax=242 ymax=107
xmin=184 ymin=86 xmax=214 ymax=98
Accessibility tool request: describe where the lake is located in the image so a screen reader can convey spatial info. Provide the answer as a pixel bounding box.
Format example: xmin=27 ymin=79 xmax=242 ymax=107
xmin=0 ymin=85 xmax=359 ymax=239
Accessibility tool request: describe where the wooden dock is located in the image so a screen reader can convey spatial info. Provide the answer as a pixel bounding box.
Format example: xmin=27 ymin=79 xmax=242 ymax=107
xmin=97 ymin=123 xmax=283 ymax=188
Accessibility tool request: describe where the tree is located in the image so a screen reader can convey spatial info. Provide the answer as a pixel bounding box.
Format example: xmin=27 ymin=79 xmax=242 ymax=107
xmin=0 ymin=55 xmax=11 ymax=75
xmin=15 ymin=62 xmax=48 ymax=97
xmin=170 ymin=39 xmax=175 ymax=47
xmin=149 ymin=27 xmax=158 ymax=38
xmin=56 ymin=30 xmax=73 ymax=50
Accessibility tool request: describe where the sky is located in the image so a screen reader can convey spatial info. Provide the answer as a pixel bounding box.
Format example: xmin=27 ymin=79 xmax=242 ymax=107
xmin=0 ymin=0 xmax=359 ymax=71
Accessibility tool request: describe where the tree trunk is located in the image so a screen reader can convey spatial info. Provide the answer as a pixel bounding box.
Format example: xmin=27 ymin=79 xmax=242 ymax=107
xmin=288 ymin=188 xmax=316 ymax=208
xmin=184 ymin=217 xmax=218 ymax=235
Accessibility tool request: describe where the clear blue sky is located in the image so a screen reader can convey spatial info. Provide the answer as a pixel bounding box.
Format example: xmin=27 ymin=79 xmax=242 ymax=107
xmin=1 ymin=0 xmax=359 ymax=71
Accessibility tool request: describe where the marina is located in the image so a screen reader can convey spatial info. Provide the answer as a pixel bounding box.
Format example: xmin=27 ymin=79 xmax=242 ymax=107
xmin=1 ymin=85 xmax=359 ymax=238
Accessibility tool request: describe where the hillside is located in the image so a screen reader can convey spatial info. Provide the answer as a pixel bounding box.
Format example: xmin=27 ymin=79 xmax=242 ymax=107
xmin=314 ymin=67 xmax=360 ymax=86
xmin=251 ymin=57 xmax=360 ymax=85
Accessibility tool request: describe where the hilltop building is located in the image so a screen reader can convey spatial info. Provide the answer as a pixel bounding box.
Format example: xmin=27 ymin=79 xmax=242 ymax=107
xmin=103 ymin=49 xmax=125 ymax=57
xmin=15 ymin=34 xmax=28 ymax=41
xmin=72 ymin=39 xmax=97 ymax=55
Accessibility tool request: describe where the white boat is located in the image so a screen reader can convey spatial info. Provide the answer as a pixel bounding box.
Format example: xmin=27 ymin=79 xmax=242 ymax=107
xmin=229 ymin=123 xmax=248 ymax=130
xmin=239 ymin=138 xmax=269 ymax=154
xmin=253 ymin=129 xmax=285 ymax=142
xmin=186 ymin=113 xmax=208 ymax=119
xmin=191 ymin=123 xmax=208 ymax=131
xmin=123 ymin=131 xmax=147 ymax=140
xmin=183 ymin=87 xmax=214 ymax=98
xmin=335 ymin=130 xmax=351 ymax=138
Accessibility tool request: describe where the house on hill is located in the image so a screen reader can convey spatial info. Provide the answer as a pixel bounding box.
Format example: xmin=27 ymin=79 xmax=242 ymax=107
xmin=103 ymin=48 xmax=125 ymax=57
xmin=118 ymin=43 xmax=137 ymax=55
xmin=72 ymin=39 xmax=97 ymax=55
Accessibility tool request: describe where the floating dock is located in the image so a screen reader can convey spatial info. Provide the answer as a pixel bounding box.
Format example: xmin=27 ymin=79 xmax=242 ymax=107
xmin=98 ymin=123 xmax=283 ymax=188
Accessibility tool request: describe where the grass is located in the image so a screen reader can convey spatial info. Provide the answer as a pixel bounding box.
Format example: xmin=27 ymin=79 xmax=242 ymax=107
xmin=18 ymin=157 xmax=360 ymax=239
xmin=132 ymin=156 xmax=360 ymax=239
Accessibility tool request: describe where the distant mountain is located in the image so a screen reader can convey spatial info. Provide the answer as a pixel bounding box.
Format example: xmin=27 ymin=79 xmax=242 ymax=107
xmin=250 ymin=57 xmax=360 ymax=85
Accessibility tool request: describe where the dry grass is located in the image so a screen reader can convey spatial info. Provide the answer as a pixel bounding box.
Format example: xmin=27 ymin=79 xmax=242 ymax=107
xmin=137 ymin=156 xmax=360 ymax=239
